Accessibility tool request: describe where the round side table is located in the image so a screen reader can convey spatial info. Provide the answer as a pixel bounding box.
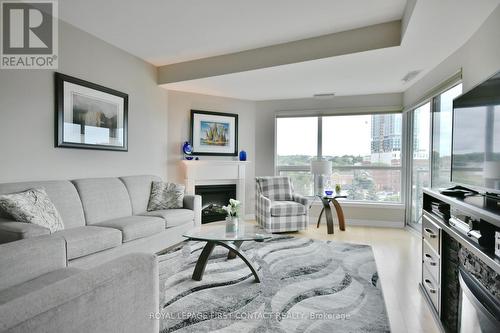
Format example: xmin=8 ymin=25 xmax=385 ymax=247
xmin=316 ymin=195 xmax=347 ymax=234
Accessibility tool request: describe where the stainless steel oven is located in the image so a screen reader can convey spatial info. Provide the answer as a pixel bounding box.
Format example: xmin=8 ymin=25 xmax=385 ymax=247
xmin=459 ymin=268 xmax=500 ymax=332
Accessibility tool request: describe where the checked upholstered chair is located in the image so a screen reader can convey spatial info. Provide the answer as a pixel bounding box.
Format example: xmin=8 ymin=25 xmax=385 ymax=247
xmin=255 ymin=176 xmax=309 ymax=233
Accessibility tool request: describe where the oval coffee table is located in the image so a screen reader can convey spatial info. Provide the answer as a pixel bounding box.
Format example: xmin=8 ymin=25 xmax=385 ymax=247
xmin=183 ymin=222 xmax=271 ymax=283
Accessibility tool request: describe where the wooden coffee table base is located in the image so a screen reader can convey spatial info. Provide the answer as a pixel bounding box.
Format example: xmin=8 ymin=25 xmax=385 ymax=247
xmin=192 ymin=240 xmax=261 ymax=282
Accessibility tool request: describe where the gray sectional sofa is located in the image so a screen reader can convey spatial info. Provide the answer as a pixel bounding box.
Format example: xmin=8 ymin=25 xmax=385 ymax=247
xmin=0 ymin=236 xmax=158 ymax=333
xmin=0 ymin=175 xmax=201 ymax=268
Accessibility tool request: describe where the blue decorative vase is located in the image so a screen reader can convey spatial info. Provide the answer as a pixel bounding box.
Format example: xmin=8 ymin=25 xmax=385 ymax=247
xmin=182 ymin=141 xmax=193 ymax=155
xmin=182 ymin=141 xmax=194 ymax=160
xmin=239 ymin=150 xmax=247 ymax=161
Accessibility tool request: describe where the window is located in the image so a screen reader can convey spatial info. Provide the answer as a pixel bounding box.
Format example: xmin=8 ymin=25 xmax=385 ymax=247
xmin=276 ymin=117 xmax=318 ymax=166
xmin=410 ymin=103 xmax=431 ymax=226
xmin=431 ymin=84 xmax=463 ymax=188
xmin=276 ymin=117 xmax=318 ymax=196
xmin=407 ymin=82 xmax=463 ymax=230
xmin=276 ymin=113 xmax=402 ymax=202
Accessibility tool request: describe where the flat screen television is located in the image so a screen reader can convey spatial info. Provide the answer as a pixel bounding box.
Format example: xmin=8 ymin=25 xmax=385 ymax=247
xmin=451 ymin=70 xmax=500 ymax=194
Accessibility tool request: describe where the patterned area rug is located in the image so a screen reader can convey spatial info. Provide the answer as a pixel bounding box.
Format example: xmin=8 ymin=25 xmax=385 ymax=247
xmin=158 ymin=236 xmax=390 ymax=333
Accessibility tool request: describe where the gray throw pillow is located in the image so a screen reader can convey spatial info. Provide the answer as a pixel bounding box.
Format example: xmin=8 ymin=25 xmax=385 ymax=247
xmin=0 ymin=188 xmax=64 ymax=233
xmin=147 ymin=181 xmax=185 ymax=211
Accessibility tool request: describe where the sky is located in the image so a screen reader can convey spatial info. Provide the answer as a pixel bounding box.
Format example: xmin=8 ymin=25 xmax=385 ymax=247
xmin=277 ymin=115 xmax=372 ymax=156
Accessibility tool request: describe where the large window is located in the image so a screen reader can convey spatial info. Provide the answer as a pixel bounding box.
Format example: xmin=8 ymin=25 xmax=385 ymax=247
xmin=431 ymin=84 xmax=463 ymax=188
xmin=276 ymin=113 xmax=402 ymax=202
xmin=407 ymin=83 xmax=463 ymax=230
xmin=409 ymin=103 xmax=431 ymax=227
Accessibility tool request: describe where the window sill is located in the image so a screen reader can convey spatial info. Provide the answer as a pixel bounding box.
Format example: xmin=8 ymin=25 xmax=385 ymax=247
xmin=309 ymin=199 xmax=404 ymax=210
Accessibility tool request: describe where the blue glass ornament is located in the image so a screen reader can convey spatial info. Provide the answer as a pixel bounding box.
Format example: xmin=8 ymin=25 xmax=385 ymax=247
xmin=182 ymin=141 xmax=193 ymax=155
xmin=239 ymin=150 xmax=247 ymax=161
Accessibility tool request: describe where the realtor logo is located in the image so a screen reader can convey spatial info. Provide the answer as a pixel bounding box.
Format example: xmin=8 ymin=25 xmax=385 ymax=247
xmin=1 ymin=0 xmax=58 ymax=69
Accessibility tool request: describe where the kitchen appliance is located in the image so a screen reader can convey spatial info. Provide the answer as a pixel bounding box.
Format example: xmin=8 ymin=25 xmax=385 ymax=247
xmin=459 ymin=268 xmax=500 ymax=332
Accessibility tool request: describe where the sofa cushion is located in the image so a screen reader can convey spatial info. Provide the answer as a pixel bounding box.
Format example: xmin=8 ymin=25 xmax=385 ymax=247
xmin=256 ymin=177 xmax=293 ymax=201
xmin=119 ymin=175 xmax=161 ymax=215
xmin=270 ymin=201 xmax=306 ymax=217
xmin=0 ymin=188 xmax=64 ymax=233
xmin=142 ymin=209 xmax=194 ymax=228
xmin=94 ymin=216 xmax=164 ymax=242
xmin=54 ymin=226 xmax=122 ymax=260
xmin=0 ymin=267 xmax=81 ymax=304
xmin=72 ymin=178 xmax=132 ymax=224
xmin=0 ymin=180 xmax=85 ymax=229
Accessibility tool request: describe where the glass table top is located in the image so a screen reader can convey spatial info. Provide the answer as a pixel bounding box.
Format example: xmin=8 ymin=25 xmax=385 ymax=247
xmin=183 ymin=221 xmax=272 ymax=242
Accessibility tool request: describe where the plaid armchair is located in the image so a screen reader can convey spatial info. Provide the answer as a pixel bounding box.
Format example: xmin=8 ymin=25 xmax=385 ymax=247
xmin=255 ymin=176 xmax=309 ymax=233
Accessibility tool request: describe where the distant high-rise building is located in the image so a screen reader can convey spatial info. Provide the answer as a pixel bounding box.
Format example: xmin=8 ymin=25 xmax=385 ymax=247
xmin=371 ymin=114 xmax=402 ymax=154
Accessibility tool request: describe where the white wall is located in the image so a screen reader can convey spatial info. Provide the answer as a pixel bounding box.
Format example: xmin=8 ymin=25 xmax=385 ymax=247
xmin=404 ymin=5 xmax=500 ymax=107
xmin=0 ymin=21 xmax=168 ymax=182
xmin=166 ymin=90 xmax=256 ymax=215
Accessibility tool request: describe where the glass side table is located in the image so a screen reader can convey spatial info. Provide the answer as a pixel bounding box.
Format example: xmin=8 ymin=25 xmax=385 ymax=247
xmin=315 ymin=195 xmax=347 ymax=234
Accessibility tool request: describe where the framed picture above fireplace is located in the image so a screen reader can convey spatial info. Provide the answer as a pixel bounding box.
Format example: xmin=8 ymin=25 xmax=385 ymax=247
xmin=55 ymin=73 xmax=128 ymax=151
xmin=190 ymin=110 xmax=238 ymax=156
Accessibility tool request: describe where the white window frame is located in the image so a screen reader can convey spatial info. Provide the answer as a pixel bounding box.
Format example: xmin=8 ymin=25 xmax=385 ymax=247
xmin=274 ymin=111 xmax=404 ymax=204
xmin=404 ymin=80 xmax=463 ymax=229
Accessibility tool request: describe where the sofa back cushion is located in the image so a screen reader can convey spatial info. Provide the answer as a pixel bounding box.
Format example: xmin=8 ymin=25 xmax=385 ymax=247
xmin=119 ymin=175 xmax=161 ymax=214
xmin=72 ymin=178 xmax=132 ymax=225
xmin=0 ymin=180 xmax=85 ymax=229
xmin=256 ymin=176 xmax=293 ymax=201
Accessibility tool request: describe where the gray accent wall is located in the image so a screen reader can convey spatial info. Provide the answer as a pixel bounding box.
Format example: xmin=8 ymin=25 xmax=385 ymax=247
xmin=0 ymin=21 xmax=168 ymax=183
xmin=166 ymin=90 xmax=256 ymax=215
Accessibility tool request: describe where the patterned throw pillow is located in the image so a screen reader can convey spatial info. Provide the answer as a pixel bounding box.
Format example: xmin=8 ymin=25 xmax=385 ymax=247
xmin=147 ymin=181 xmax=185 ymax=211
xmin=0 ymin=188 xmax=64 ymax=233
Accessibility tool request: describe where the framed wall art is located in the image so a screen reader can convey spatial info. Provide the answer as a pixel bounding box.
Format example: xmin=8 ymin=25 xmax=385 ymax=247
xmin=55 ymin=73 xmax=128 ymax=151
xmin=190 ymin=110 xmax=238 ymax=156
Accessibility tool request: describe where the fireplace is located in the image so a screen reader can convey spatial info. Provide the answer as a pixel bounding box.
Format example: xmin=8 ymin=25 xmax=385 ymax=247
xmin=195 ymin=184 xmax=237 ymax=224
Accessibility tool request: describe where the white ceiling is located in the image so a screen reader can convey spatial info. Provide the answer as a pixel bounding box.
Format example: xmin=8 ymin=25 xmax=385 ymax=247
xmin=59 ymin=0 xmax=406 ymax=66
xmin=59 ymin=0 xmax=500 ymax=100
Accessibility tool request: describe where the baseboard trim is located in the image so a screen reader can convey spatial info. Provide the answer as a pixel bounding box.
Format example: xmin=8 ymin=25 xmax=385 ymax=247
xmin=346 ymin=219 xmax=404 ymax=228
xmin=310 ymin=218 xmax=404 ymax=228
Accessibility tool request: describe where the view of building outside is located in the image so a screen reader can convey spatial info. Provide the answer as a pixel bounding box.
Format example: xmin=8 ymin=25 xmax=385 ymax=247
xmin=276 ymin=113 xmax=403 ymax=201
xmin=410 ymin=103 xmax=431 ymax=226
xmin=431 ymin=84 xmax=463 ymax=188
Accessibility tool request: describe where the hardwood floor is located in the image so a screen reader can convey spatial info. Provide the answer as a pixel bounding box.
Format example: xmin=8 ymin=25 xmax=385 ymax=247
xmin=293 ymin=224 xmax=440 ymax=333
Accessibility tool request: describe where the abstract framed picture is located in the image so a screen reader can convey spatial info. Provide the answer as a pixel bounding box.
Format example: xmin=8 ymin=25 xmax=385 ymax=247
xmin=55 ymin=73 xmax=128 ymax=151
xmin=190 ymin=110 xmax=238 ymax=156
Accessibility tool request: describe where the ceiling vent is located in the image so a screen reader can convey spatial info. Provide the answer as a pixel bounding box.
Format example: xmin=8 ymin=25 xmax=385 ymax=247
xmin=313 ymin=93 xmax=335 ymax=98
xmin=402 ymin=70 xmax=422 ymax=83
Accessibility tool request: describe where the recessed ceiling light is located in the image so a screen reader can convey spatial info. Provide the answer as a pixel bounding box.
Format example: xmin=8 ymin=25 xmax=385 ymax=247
xmin=313 ymin=93 xmax=335 ymax=98
xmin=402 ymin=70 xmax=422 ymax=83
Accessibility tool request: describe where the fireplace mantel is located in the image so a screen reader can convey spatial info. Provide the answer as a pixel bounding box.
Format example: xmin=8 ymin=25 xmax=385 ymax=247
xmin=180 ymin=160 xmax=249 ymax=216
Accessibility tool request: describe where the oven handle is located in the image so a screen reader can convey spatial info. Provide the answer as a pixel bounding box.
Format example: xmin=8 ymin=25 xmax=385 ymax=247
xmin=459 ymin=268 xmax=500 ymax=323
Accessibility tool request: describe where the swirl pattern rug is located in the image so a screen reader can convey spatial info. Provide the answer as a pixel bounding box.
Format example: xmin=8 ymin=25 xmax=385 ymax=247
xmin=158 ymin=236 xmax=390 ymax=332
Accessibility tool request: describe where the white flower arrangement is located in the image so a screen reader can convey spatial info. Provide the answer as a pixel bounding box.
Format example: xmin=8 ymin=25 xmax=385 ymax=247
xmin=222 ymin=198 xmax=240 ymax=217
